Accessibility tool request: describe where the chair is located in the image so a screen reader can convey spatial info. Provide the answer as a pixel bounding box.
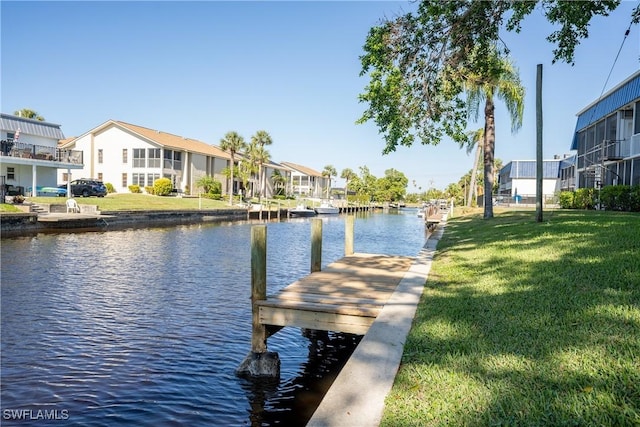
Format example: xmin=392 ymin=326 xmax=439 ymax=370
xmin=66 ymin=198 xmax=80 ymax=213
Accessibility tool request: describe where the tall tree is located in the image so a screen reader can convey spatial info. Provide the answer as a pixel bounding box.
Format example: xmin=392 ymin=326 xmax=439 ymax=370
xmin=14 ymin=108 xmax=45 ymax=121
xmin=340 ymin=168 xmax=357 ymax=201
xmin=321 ymin=165 xmax=337 ymax=199
xmin=460 ymin=128 xmax=483 ymax=207
xmin=219 ymin=131 xmax=247 ymax=205
xmin=250 ymin=130 xmax=273 ymax=201
xmin=358 ymin=0 xmax=630 ymax=218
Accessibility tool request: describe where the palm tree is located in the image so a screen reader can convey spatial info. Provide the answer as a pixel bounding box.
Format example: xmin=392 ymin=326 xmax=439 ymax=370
xmin=14 ymin=108 xmax=45 ymax=121
xmin=271 ymin=169 xmax=287 ymax=197
xmin=247 ymin=142 xmax=271 ymax=201
xmin=219 ymin=131 xmax=247 ymax=205
xmin=322 ymin=165 xmax=337 ymax=199
xmin=460 ymin=128 xmax=483 ymax=207
xmin=250 ymin=130 xmax=273 ymax=201
xmin=340 ymin=168 xmax=356 ymax=202
xmin=464 ymin=51 xmax=524 ymax=218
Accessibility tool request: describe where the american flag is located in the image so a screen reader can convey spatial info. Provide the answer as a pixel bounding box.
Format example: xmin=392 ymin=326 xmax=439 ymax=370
xmin=15 ymin=128 xmax=20 ymax=141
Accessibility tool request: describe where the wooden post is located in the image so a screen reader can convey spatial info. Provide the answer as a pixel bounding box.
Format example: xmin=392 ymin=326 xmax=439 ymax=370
xmin=536 ymin=63 xmax=544 ymax=223
xmin=251 ymin=225 xmax=267 ymax=353
xmin=311 ymin=218 xmax=322 ymax=272
xmin=237 ymin=224 xmax=280 ymax=377
xmin=345 ymin=215 xmax=354 ymax=256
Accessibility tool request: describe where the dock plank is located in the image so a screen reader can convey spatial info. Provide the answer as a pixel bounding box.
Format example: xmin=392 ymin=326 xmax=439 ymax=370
xmin=257 ymin=253 xmax=415 ymax=334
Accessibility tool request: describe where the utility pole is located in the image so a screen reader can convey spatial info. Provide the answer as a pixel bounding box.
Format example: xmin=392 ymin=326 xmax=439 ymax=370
xmin=536 ymin=64 xmax=543 ymax=223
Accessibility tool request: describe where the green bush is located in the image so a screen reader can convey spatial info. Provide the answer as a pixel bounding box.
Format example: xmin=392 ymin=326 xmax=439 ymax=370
xmin=144 ymin=186 xmax=154 ymax=195
xmin=630 ymin=185 xmax=640 ymax=211
xmin=558 ymin=191 xmax=574 ymax=209
xmin=105 ymin=182 xmax=115 ymax=193
xmin=600 ymin=185 xmax=629 ymax=211
xmin=128 ymin=184 xmax=141 ymax=194
xmin=153 ymin=178 xmax=173 ymax=196
xmin=573 ymin=188 xmax=596 ymax=210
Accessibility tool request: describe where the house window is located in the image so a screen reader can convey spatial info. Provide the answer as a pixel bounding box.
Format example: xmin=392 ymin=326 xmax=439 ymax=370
xmin=62 ymin=172 xmax=70 ymax=182
xmin=98 ymin=173 xmax=103 ymax=181
xmin=133 ymin=149 xmax=146 ymax=168
xmin=7 ymin=167 xmax=15 ymax=180
xmin=98 ymin=149 xmax=103 ymax=164
xmin=122 ymin=149 xmax=128 ymax=164
xmin=147 ymin=173 xmax=160 ymax=187
xmin=6 ymin=132 xmax=14 ymax=141
xmin=148 ymin=148 xmax=161 ymax=168
xmin=132 ymin=173 xmax=145 ymax=186
xmin=122 ymin=173 xmax=128 ymax=188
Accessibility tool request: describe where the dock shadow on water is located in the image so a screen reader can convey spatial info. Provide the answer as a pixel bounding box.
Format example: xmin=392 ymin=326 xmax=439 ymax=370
xmin=239 ymin=331 xmax=362 ymax=426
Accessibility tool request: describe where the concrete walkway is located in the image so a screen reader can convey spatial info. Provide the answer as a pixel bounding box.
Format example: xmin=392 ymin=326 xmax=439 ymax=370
xmin=306 ymin=217 xmax=446 ymax=427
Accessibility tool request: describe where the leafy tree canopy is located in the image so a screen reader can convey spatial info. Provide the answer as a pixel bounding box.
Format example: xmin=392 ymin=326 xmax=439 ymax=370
xmin=358 ymin=0 xmax=633 ymax=154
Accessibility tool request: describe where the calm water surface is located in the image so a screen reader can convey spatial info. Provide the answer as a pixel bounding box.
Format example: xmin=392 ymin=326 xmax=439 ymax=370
xmin=1 ymin=210 xmax=427 ymax=426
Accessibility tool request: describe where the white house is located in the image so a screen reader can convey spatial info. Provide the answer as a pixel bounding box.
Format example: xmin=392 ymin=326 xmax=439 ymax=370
xmin=497 ymin=159 xmax=564 ymax=204
xmin=1 ymin=113 xmax=83 ymax=200
xmin=280 ymin=161 xmax=329 ymax=198
xmin=59 ymin=120 xmax=234 ymax=195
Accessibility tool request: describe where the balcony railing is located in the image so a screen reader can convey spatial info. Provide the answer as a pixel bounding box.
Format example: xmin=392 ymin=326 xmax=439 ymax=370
xmin=0 ymin=140 xmax=83 ymax=164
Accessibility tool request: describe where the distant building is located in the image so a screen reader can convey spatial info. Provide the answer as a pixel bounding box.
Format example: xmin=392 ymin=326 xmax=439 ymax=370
xmin=571 ymin=69 xmax=640 ymax=189
xmin=280 ymin=161 xmax=329 ymax=198
xmin=497 ymin=159 xmax=564 ymax=204
xmin=0 ymin=113 xmax=82 ymax=199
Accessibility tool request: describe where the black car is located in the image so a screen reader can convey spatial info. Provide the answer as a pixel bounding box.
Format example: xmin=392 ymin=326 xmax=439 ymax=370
xmin=60 ymin=179 xmax=107 ymax=197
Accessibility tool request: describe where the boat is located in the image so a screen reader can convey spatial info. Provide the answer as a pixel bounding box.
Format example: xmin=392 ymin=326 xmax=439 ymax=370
xmin=314 ymin=201 xmax=339 ymax=215
xmin=288 ymin=203 xmax=317 ymax=217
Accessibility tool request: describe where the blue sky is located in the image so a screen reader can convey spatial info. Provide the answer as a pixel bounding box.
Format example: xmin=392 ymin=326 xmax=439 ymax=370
xmin=2 ymin=1 xmax=639 ymax=191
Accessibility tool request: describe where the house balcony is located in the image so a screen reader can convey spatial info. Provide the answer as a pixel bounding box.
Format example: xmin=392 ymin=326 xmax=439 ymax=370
xmin=0 ymin=140 xmax=83 ymax=165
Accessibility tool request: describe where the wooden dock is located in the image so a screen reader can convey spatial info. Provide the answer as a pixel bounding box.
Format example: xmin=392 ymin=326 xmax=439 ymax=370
xmin=257 ymin=253 xmax=414 ymax=335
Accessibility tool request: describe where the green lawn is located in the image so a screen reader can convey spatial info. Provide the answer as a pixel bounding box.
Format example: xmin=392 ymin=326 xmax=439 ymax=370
xmin=7 ymin=193 xmax=298 ymax=212
xmin=382 ymin=210 xmax=640 ymax=426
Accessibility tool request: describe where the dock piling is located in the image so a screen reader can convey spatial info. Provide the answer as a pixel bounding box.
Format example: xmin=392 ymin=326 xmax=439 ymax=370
xmin=311 ymin=218 xmax=322 ymax=272
xmin=237 ymin=225 xmax=280 ymax=377
xmin=345 ymin=215 xmax=354 ymax=256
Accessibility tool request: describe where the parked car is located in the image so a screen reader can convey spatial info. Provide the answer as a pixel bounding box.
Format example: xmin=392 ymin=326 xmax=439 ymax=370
xmin=59 ymin=179 xmax=107 ymax=197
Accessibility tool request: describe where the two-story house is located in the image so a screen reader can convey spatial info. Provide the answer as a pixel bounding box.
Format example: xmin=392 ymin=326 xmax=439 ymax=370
xmin=280 ymin=161 xmax=328 ymax=198
xmin=1 ymin=113 xmax=83 ymax=200
xmin=571 ymin=69 xmax=640 ymax=189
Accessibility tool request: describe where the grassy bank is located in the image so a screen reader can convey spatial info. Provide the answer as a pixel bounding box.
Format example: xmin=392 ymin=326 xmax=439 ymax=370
xmin=382 ymin=210 xmax=639 ymax=426
xmin=5 ymin=193 xmax=299 ymax=212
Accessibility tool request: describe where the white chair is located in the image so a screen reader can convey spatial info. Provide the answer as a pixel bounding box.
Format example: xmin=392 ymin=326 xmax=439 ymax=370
xmin=66 ymin=198 xmax=80 ymax=213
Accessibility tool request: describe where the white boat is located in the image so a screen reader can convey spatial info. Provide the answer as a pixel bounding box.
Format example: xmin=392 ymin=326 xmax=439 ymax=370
xmin=314 ymin=201 xmax=339 ymax=215
xmin=288 ymin=204 xmax=317 ymax=217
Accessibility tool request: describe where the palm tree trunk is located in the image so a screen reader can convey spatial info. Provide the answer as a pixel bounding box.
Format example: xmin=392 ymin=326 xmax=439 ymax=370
xmin=483 ymin=97 xmax=496 ymax=219
xmin=229 ymin=154 xmax=235 ymax=206
xmin=467 ymin=142 xmax=481 ymax=207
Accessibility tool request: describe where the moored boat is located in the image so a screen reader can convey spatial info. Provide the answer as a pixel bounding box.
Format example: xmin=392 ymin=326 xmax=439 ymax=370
xmin=288 ymin=204 xmax=317 ymax=217
xmin=314 ymin=201 xmax=339 ymax=215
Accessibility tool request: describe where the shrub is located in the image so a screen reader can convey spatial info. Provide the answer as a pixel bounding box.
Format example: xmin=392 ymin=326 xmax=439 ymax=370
xmin=128 ymin=184 xmax=141 ymax=194
xmin=630 ymin=185 xmax=640 ymax=212
xmin=573 ymin=188 xmax=596 ymax=210
xmin=144 ymin=186 xmax=154 ymax=195
xmin=600 ymin=185 xmax=629 ymax=211
xmin=558 ymin=191 xmax=574 ymax=209
xmin=153 ymin=178 xmax=173 ymax=196
xmin=105 ymin=183 xmax=115 ymax=193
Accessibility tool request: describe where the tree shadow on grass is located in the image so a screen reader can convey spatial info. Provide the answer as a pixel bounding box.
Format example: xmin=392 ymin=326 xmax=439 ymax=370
xmin=383 ymin=210 xmax=640 ymax=426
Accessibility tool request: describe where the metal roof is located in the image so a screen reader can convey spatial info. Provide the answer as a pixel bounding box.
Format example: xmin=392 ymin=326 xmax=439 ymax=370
xmin=506 ymin=160 xmax=561 ymax=179
xmin=571 ymin=70 xmax=640 ymax=150
xmin=0 ymin=113 xmax=65 ymax=140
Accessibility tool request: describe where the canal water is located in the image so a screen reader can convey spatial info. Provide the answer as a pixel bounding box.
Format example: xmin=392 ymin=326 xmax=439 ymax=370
xmin=1 ymin=209 xmax=427 ymax=426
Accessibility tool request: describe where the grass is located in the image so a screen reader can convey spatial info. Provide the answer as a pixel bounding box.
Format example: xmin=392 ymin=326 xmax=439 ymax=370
xmin=3 ymin=193 xmax=300 ymax=212
xmin=382 ymin=210 xmax=640 ymax=426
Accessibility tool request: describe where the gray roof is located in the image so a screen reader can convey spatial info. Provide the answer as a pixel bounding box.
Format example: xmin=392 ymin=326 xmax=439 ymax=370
xmin=0 ymin=113 xmax=65 ymax=140
xmin=504 ymin=160 xmax=561 ymax=179
xmin=571 ymin=70 xmax=640 ymax=150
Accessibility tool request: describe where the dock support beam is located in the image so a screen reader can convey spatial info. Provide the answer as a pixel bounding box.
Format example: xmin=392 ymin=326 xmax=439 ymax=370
xmin=237 ymin=225 xmax=280 ymax=377
xmin=345 ymin=215 xmax=354 ymax=256
xmin=311 ymin=218 xmax=322 ymax=272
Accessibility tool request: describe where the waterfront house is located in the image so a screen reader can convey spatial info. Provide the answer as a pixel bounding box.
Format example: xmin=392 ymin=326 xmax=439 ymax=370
xmin=571 ymin=69 xmax=640 ymax=189
xmin=0 ymin=113 xmax=83 ymax=200
xmin=497 ymin=158 xmax=565 ymax=204
xmin=280 ymin=161 xmax=329 ymax=198
xmin=59 ymin=120 xmax=235 ymax=195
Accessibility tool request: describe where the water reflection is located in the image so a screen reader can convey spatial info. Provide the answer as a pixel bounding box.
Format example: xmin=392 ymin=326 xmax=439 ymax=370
xmin=1 ymin=211 xmax=426 ymax=426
